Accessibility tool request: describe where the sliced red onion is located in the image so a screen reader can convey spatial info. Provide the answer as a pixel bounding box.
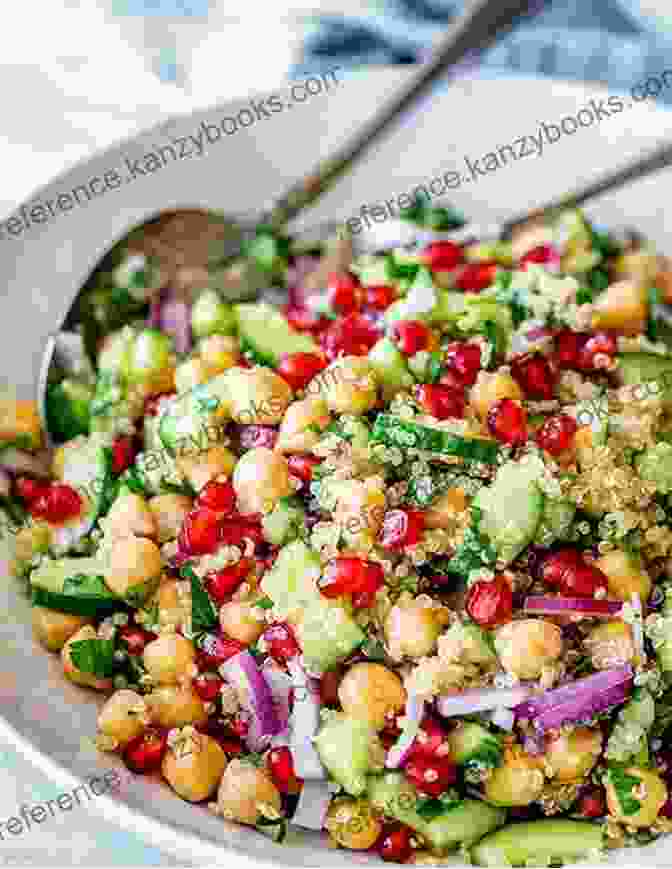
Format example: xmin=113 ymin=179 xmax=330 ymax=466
xmin=261 ymin=659 xmax=293 ymax=731
xmin=437 ymin=686 xmax=531 ymax=718
xmin=237 ymin=425 xmax=278 ymax=450
xmin=386 ymin=695 xmax=424 ymax=770
xmin=290 ymin=780 xmax=332 ymax=831
xmin=0 ymin=448 xmax=50 ymax=477
xmin=514 ymin=666 xmax=633 ymax=734
xmin=148 ymin=289 xmax=192 ymax=354
xmin=287 ymin=659 xmax=325 ymax=780
xmin=220 ymin=651 xmax=282 ymax=751
xmin=490 ymin=707 xmax=515 ymax=731
xmin=148 ymin=299 xmax=162 ymax=329
xmin=524 ymin=595 xmax=623 ymax=618
xmin=287 ymin=256 xmax=320 ymax=307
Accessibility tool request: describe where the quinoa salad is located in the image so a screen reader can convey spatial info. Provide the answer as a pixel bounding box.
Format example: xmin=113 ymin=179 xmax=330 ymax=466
xmin=6 ymin=201 xmax=672 ymax=865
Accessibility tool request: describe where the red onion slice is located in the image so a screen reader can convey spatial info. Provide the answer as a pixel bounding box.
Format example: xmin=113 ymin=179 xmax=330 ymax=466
xmin=437 ymin=686 xmax=531 ymax=718
xmin=148 ymin=289 xmax=192 ymax=354
xmin=220 ymin=651 xmax=282 ymax=751
xmin=291 ymin=780 xmax=332 ymax=831
xmin=288 ymin=659 xmax=325 ymax=780
xmin=524 ymin=595 xmax=623 ymax=618
xmin=386 ymin=695 xmax=425 ymax=770
xmin=261 ymin=659 xmax=293 ymax=731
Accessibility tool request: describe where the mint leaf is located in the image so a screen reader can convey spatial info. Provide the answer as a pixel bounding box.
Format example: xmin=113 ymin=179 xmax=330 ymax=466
xmin=254 ymin=597 xmax=274 ymax=610
xmin=182 ymin=565 xmax=217 ymax=633
xmin=608 ymin=766 xmax=642 ymax=816
xmin=69 ymin=638 xmax=116 ymax=678
xmin=415 ymin=794 xmax=463 ymax=821
xmin=62 ymin=573 xmax=115 ymax=599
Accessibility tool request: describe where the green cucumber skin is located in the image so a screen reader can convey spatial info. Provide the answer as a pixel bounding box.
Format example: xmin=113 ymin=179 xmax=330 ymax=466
xmin=30 ymin=587 xmax=119 ymax=618
xmin=450 ymin=722 xmax=502 ymax=767
xmin=371 ymin=414 xmax=500 ymax=464
xmin=471 ymin=820 xmax=604 ymax=866
xmin=234 ymin=303 xmax=317 ymax=366
xmin=617 ymin=353 xmax=672 ymax=396
xmin=424 ymin=801 xmax=506 ymax=852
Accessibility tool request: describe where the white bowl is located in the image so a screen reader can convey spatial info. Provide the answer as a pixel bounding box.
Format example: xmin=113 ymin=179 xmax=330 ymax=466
xmin=2 ymin=69 xmax=672 ymax=866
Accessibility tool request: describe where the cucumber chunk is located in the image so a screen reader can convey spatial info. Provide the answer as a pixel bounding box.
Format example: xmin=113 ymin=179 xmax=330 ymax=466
xmin=30 ymin=557 xmax=119 ymax=617
xmin=261 ymin=497 xmax=306 ymax=545
xmin=367 ymin=772 xmax=429 ymax=835
xmin=368 ymin=338 xmax=415 ymax=399
xmin=262 ymin=540 xmax=322 ymax=612
xmin=448 ymin=722 xmax=502 ymax=768
xmin=533 ymin=497 xmax=576 ymax=546
xmin=234 ymin=303 xmax=317 ymax=366
xmin=315 ymin=714 xmax=375 ymax=796
xmin=471 ymin=819 xmax=603 ymax=866
xmin=371 ymin=414 xmax=500 ymax=464
xmin=423 ymin=800 xmax=506 ymax=853
xmin=158 ymin=378 xmax=229 ymax=455
xmin=635 ymin=441 xmax=672 ymax=494
xmin=617 ymin=352 xmax=672 ymax=397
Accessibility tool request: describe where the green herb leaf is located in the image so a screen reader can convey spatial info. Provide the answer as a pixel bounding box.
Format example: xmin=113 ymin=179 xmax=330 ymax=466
xmin=415 ymin=794 xmax=463 ymax=821
xmin=608 ymin=766 xmax=642 ymax=816
xmin=254 ymin=597 xmax=274 ymax=610
xmin=445 ymin=506 xmax=497 ymax=579
xmin=181 ymin=565 xmax=217 ymax=633
xmin=69 ymin=638 xmax=116 ymax=678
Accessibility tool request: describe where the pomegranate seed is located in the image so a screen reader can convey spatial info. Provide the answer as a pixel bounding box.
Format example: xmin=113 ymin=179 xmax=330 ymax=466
xmin=555 ymin=331 xmax=588 ymax=369
xmin=423 ymin=240 xmax=463 ymax=271
xmin=230 ymin=717 xmax=249 ymax=739
xmin=111 ymin=436 xmax=135 ymax=474
xmin=510 ymin=354 xmax=556 ymax=400
xmin=404 ymin=754 xmax=457 ymax=797
xmin=238 ymin=425 xmax=278 ymax=450
xmin=219 ymin=518 xmax=264 ymax=548
xmin=455 ymin=262 xmax=497 ymax=293
xmin=143 ymin=392 xmax=176 ymax=417
xmin=380 ymin=509 xmax=425 ymax=549
xmin=277 ymin=352 xmax=327 ymax=391
xmin=206 ymin=558 xmax=252 ymax=604
xmin=444 ymin=342 xmax=482 ymax=386
xmin=414 ymin=384 xmax=465 ymax=420
xmin=15 ymin=476 xmax=49 ymax=504
xmin=319 ymin=668 xmax=343 ymax=706
xmin=487 ymin=398 xmax=528 ymax=446
xmin=578 ymin=787 xmax=606 ymax=818
xmin=392 ymin=320 xmax=432 ymax=356
xmin=540 ymin=549 xmax=584 ymax=586
xmin=320 ymin=312 xmax=381 ymax=360
xmin=118 ymin=625 xmax=156 ymax=655
xmin=193 ymin=673 xmax=224 ymax=702
xmin=378 ymin=824 xmax=414 ymax=863
xmin=409 ymin=716 xmax=449 ymax=760
xmin=536 ymin=414 xmax=578 ymax=455
xmin=283 ymin=306 xmax=330 ymax=334
xmin=520 ymin=244 xmax=556 ymax=268
xmin=577 ymin=332 xmax=617 ymax=371
xmin=123 ymin=728 xmax=167 ymax=774
xmin=365 ymin=285 xmax=396 ymax=311
xmin=31 ymin=484 xmax=82 ymax=523
xmin=178 ymin=508 xmax=221 ymax=556
xmin=540 ymin=549 xmax=608 ymax=597
xmin=197 ymin=480 xmax=236 ymax=515
xmin=287 ymin=454 xmax=321 ymax=484
xmin=321 ymin=557 xmax=384 ymax=600
xmin=196 ymin=633 xmax=246 ymax=670
xmin=263 ymin=622 xmax=301 ymax=662
xmin=196 ymin=718 xmax=244 ymax=755
xmin=267 ymin=746 xmax=303 ymax=794
xmin=326 ymin=272 xmax=361 ymax=315
xmin=466 ymin=575 xmax=513 ymax=627
xmin=660 ymin=798 xmax=672 ymax=819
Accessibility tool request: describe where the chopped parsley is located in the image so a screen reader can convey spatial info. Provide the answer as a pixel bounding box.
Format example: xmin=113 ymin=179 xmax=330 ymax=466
xmin=181 ymin=564 xmax=217 ymax=633
xmin=69 ymin=637 xmax=116 ymax=678
xmin=608 ymin=766 xmax=643 ymax=816
xmin=445 ymin=506 xmax=497 ymax=579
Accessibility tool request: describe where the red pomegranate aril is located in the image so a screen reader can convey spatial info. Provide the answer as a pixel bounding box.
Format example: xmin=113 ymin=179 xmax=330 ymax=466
xmin=392 ymin=320 xmax=432 ymax=356
xmin=536 ymin=414 xmax=578 ymax=455
xmin=380 ymin=509 xmax=425 ymax=549
xmin=555 ymin=330 xmax=587 ymax=369
xmin=577 ymin=332 xmax=617 ymax=371
xmin=326 ymin=272 xmax=361 ymax=315
xmin=118 ymin=625 xmax=156 ymax=655
xmin=660 ymin=797 xmax=672 ymax=819
xmin=197 ymin=718 xmax=245 ymax=755
xmin=487 ymin=398 xmax=528 ymax=446
xmin=31 ymin=484 xmax=82 ymax=523
xmin=321 ymin=557 xmax=385 ymax=599
xmin=193 ymin=673 xmax=224 ymax=702
xmin=219 ymin=518 xmax=264 ymax=548
xmin=540 ymin=549 xmax=584 ymax=586
xmin=287 ymin=454 xmax=322 ymax=484
xmin=206 ymin=559 xmax=253 ymax=604
xmin=123 ymin=728 xmax=168 ymax=774
xmin=510 ymin=354 xmax=556 ymax=400
xmin=578 ymin=788 xmax=606 ymax=818
xmin=365 ymin=284 xmax=396 ymax=311
xmin=414 ymin=384 xmax=465 ymax=420
xmin=520 ymin=244 xmax=556 ymax=268
xmin=319 ymin=668 xmax=343 ymax=706
xmin=455 ymin=262 xmax=497 ymax=293
xmin=178 ymin=508 xmax=221 ymax=556
xmin=410 ymin=716 xmax=449 ymax=760
xmin=423 ymin=240 xmax=463 ymax=272
xmin=267 ymin=746 xmax=304 ymax=794
xmin=197 ymin=633 xmax=246 ymax=670
xmin=444 ymin=342 xmax=482 ymax=386
xmin=466 ymin=574 xmax=513 ymax=627
xmin=197 ymin=480 xmax=236 ymax=515
xmin=15 ymin=476 xmax=49 ymax=504
xmin=277 ymin=352 xmax=327 ymax=391
xmin=378 ymin=824 xmax=414 ymax=863
xmin=263 ymin=622 xmax=301 ymax=662
xmin=559 ymin=564 xmax=608 ymax=598
xmin=404 ymin=754 xmax=457 ymax=797
xmin=111 ymin=436 xmax=135 ymax=474
xmin=320 ymin=312 xmax=381 ymax=360
xmin=284 ymin=306 xmax=328 ymax=333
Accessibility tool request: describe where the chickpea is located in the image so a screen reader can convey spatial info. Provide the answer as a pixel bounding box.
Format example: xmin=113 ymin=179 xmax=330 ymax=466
xmin=591 ymin=279 xmax=647 ymax=336
xmin=14 ymin=524 xmax=50 ymax=565
xmin=275 ymin=396 xmax=331 ymax=454
xmin=199 ymin=334 xmax=239 ymax=374
xmin=97 ymin=689 xmax=148 ymax=747
xmin=217 ymin=758 xmax=282 ymax=825
xmin=325 ymin=797 xmax=382 ymax=850
xmin=384 ymin=596 xmax=449 ymax=660
xmin=233 ymin=447 xmax=292 ymax=515
xmin=594 ymin=548 xmax=652 ymax=602
xmin=484 ymin=749 xmax=545 ymax=807
xmin=332 ymin=477 xmax=386 ymax=550
xmin=606 ymin=767 xmax=667 ymax=827
xmin=219 ymin=598 xmax=266 ymax=645
xmin=338 ymin=663 xmax=406 ymax=730
xmin=222 ymin=366 xmax=293 ymax=425
xmin=313 ymin=356 xmax=378 ymax=415
xmin=32 ymin=607 xmax=91 ymax=652
xmin=0 ymin=397 xmax=43 ymax=450
xmin=495 ymin=619 xmax=563 ymax=680
xmin=176 ymin=445 xmax=236 ymax=493
xmin=148 ymin=494 xmax=193 ymax=542
xmin=584 ymin=621 xmax=636 ymax=670
xmin=174 ymin=358 xmax=213 ymax=394
xmin=544 ymin=727 xmax=602 ymax=782
xmin=105 ymin=493 xmax=157 ymax=540
xmin=424 ymin=487 xmax=468 ymax=529
xmin=143 ymin=634 xmax=196 ymax=685
xmin=470 ymin=371 xmax=523 ymax=420
xmin=162 ymin=730 xmax=227 ymax=802
xmin=146 ymin=685 xmax=208 ymax=728
xmin=61 ymin=626 xmax=113 ymax=691
xmin=106 ymin=536 xmax=162 ymax=603
xmin=153 ymin=577 xmax=189 ymax=630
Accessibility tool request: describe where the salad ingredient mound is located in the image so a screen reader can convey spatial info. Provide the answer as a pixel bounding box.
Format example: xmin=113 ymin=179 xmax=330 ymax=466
xmin=8 ymin=203 xmax=672 ymax=864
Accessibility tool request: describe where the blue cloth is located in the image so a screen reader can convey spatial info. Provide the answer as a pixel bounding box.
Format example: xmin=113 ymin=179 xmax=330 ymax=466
xmin=293 ymin=0 xmax=672 ymax=105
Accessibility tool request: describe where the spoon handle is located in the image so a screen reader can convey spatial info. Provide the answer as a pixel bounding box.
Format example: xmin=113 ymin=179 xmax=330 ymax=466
xmin=262 ymin=0 xmax=547 ymax=230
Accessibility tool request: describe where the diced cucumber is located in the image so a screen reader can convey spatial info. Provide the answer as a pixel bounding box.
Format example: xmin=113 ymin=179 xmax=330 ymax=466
xmin=315 ymin=714 xmax=375 ymax=796
xmin=424 ymin=800 xmax=506 ymax=853
xmin=367 ymin=773 xmax=428 ymax=835
xmin=448 ymin=722 xmax=502 ymax=768
xmin=474 ymin=456 xmax=545 ymax=564
xmin=351 ymin=254 xmax=396 ymax=287
xmin=444 ymin=623 xmax=497 ymax=667
xmin=30 ymin=557 xmax=119 ymax=617
xmin=298 ymin=597 xmax=364 ymax=672
xmin=533 ymin=497 xmax=576 ymax=546
xmin=158 ymin=378 xmax=228 ymax=454
xmin=52 ymin=436 xmax=113 ymax=549
xmin=617 ymin=352 xmax=672 ymax=398
xmin=261 ymin=496 xmax=306 ymax=545
xmin=234 ymin=303 xmax=317 ymax=366
xmin=262 ymin=540 xmax=322 ymax=613
xmin=368 ymin=338 xmax=415 ymax=399
xmin=371 ymin=414 xmax=500 ymax=464
xmin=635 ymin=441 xmax=672 ymax=494
xmin=471 ymin=819 xmax=604 ymax=866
